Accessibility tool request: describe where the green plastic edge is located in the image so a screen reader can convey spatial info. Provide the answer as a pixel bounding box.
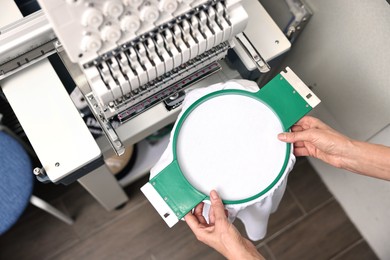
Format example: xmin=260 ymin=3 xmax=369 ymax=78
xmin=150 ymin=160 xmax=206 ymax=219
xmin=150 ymin=74 xmax=312 ymax=218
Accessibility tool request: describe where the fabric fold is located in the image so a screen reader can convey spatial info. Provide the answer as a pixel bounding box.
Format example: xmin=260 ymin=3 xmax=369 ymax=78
xmin=150 ymin=79 xmax=295 ymax=240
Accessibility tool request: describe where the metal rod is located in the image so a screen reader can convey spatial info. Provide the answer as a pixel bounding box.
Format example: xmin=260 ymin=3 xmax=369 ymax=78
xmin=0 ymin=10 xmax=56 ymax=80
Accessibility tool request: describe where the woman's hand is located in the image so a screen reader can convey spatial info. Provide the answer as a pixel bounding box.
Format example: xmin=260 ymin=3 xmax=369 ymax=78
xmin=185 ymin=190 xmax=264 ymax=260
xmin=278 ymin=116 xmax=353 ymax=169
xmin=278 ymin=116 xmax=390 ymax=180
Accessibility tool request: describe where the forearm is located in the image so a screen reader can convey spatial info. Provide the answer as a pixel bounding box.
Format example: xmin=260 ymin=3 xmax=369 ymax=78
xmin=225 ymin=248 xmax=265 ymax=260
xmin=222 ymin=237 xmax=265 ymax=260
xmin=342 ymin=140 xmax=390 ymax=180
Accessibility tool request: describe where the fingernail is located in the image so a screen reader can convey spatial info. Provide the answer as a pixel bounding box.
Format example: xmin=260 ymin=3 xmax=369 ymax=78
xmin=278 ymin=133 xmax=287 ymax=141
xmin=210 ymin=190 xmax=219 ymax=200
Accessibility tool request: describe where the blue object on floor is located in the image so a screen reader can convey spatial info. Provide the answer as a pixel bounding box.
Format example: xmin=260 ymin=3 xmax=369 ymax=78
xmin=0 ymin=131 xmax=34 ymax=235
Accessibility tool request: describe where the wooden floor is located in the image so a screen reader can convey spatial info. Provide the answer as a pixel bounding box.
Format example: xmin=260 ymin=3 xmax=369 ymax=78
xmin=0 ymin=159 xmax=378 ymax=260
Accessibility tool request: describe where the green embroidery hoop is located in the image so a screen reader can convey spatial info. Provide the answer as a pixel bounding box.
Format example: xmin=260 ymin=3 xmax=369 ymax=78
xmin=142 ymin=69 xmax=319 ymax=226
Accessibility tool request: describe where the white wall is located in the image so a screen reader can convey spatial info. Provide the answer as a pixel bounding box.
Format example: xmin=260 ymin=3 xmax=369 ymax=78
xmin=308 ymin=107 xmax=390 ymax=259
xmin=263 ymin=0 xmax=390 ymax=258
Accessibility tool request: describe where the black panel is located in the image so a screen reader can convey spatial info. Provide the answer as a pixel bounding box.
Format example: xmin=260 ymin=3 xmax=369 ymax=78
xmin=14 ymin=0 xmax=40 ymax=16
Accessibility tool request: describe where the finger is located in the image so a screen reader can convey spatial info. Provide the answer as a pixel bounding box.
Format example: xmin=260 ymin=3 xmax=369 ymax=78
xmin=293 ymin=141 xmax=305 ymax=148
xmin=194 ymin=203 xmax=207 ymax=224
xmin=209 ymin=190 xmax=227 ymax=222
xmin=294 ymin=147 xmax=310 ymax=157
xmin=291 ymin=125 xmax=304 ymax=132
xmin=296 ymin=116 xmax=331 ymax=130
xmin=194 ymin=202 xmax=204 ymax=216
xmin=209 ymin=206 xmax=228 ymax=224
xmin=278 ymin=129 xmax=318 ymax=143
xmin=184 ymin=212 xmax=201 ymax=231
xmin=209 ymin=205 xmax=215 ymax=224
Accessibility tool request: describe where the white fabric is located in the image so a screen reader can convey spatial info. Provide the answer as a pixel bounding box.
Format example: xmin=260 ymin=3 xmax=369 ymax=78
xmin=150 ymin=79 xmax=295 ymax=241
xmin=176 ymin=91 xmax=287 ymax=201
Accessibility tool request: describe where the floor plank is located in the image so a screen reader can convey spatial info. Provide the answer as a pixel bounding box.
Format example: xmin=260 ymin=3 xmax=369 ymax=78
xmin=0 ymin=160 xmax=378 ymax=260
xmin=332 ymin=240 xmax=378 ymax=260
xmin=60 ymin=178 xmax=148 ymax=240
xmin=287 ymin=160 xmax=333 ymax=213
xmin=267 ymin=200 xmax=362 ymax=260
xmin=52 ymin=202 xmax=223 ymax=260
xmin=0 ymin=199 xmax=79 ymax=260
xmin=258 ymin=245 xmax=274 ymax=260
xmin=265 ymin=189 xmax=304 ymax=238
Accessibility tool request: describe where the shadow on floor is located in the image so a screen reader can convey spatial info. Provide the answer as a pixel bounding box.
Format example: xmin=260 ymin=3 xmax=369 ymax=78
xmin=0 ymin=159 xmax=378 ymax=260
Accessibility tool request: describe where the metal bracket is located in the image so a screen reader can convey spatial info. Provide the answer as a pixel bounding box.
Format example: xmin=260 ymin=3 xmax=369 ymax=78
xmin=33 ymin=167 xmax=51 ymax=183
xmin=234 ymin=33 xmax=270 ymax=73
xmin=284 ymin=0 xmax=312 ymax=43
xmin=86 ymin=93 xmax=125 ymax=156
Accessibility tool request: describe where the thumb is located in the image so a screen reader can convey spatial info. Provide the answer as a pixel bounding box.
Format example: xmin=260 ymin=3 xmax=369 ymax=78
xmin=278 ymin=130 xmax=316 ymax=143
xmin=210 ymin=190 xmax=227 ymax=222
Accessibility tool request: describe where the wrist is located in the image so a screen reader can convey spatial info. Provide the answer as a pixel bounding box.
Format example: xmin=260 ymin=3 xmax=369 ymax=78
xmin=226 ymin=250 xmax=263 ymax=260
xmin=339 ymin=139 xmax=363 ymax=172
xmin=224 ymin=241 xmax=264 ymax=260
